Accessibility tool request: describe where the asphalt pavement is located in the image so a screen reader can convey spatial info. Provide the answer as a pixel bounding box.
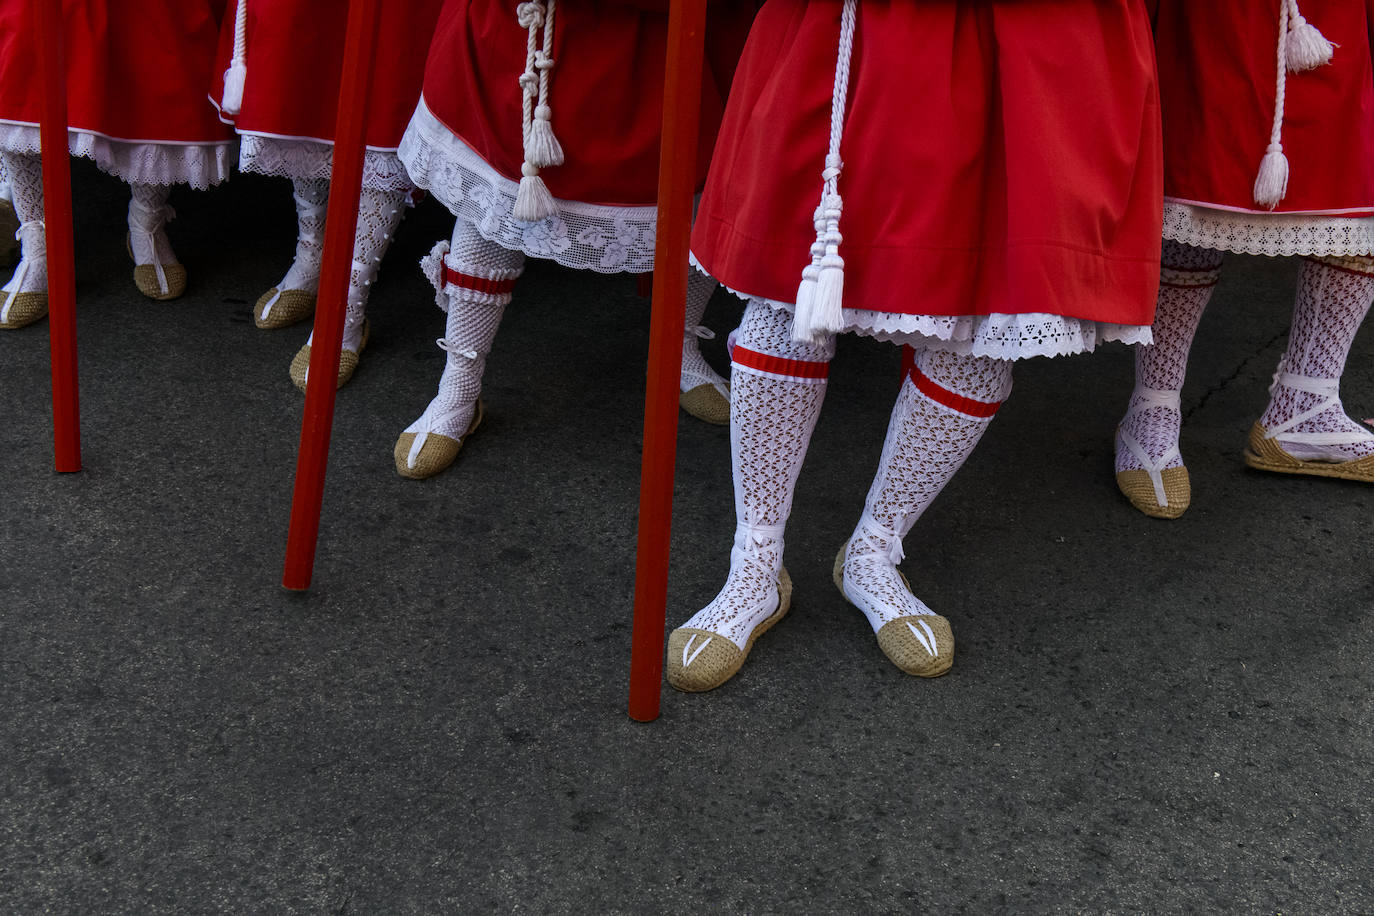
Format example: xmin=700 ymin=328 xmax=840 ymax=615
xmin=3 ymin=162 xmax=1372 ymax=914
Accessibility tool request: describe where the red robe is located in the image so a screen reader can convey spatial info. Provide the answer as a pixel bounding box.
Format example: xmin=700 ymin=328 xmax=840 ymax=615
xmin=1156 ymin=0 xmax=1374 ymax=216
xmin=0 ymin=0 xmax=231 ymax=146
xmin=691 ymin=0 xmax=1164 ymax=327
xmin=416 ymin=0 xmax=753 ymax=207
xmin=211 ymin=0 xmax=444 ymax=150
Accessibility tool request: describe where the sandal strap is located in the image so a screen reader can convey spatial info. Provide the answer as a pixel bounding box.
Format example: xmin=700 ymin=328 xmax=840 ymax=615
xmin=1265 ymin=372 xmax=1374 ymax=446
xmin=1119 ymin=386 xmax=1182 ymax=507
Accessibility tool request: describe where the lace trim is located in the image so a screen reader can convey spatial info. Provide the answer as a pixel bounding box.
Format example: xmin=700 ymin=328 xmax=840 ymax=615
xmin=0 ymin=122 xmax=232 ymax=189
xmin=238 ymin=134 xmax=415 ymax=193
xmin=690 ymin=253 xmax=1152 ymax=360
xmin=1163 ymin=200 xmax=1374 ymax=258
xmin=398 ymin=98 xmax=657 ymax=274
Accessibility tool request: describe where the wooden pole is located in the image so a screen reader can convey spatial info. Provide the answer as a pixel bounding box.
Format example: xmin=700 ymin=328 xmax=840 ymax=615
xmin=627 ymin=0 xmax=709 ymax=722
xmin=281 ymin=0 xmax=380 ymax=590
xmin=33 ymin=0 xmax=81 ymax=473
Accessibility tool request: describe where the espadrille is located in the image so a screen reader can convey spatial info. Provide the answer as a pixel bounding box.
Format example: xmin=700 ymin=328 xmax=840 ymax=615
xmin=1243 ymin=421 xmax=1374 ymax=482
xmin=679 ymin=382 xmax=730 ymax=425
xmin=0 ymin=289 xmax=47 ymax=329
xmin=833 ymin=545 xmax=953 ymax=678
xmin=254 ymin=287 xmax=317 ymax=329
xmin=1115 ymin=466 xmax=1190 ymax=519
xmin=393 ymin=399 xmax=484 ymax=480
xmin=289 ymin=321 xmax=370 ymax=392
xmin=666 ymin=567 xmax=793 ymax=692
xmin=1115 ymin=386 xmax=1191 ymax=519
xmin=125 ymin=233 xmax=186 ymax=300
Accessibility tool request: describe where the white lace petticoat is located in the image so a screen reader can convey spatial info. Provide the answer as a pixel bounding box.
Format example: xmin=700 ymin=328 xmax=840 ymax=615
xmin=0 ymin=121 xmax=232 ymax=189
xmin=690 ymin=254 xmax=1152 ymax=360
xmin=237 ymin=134 xmax=415 ymax=193
xmin=1163 ymin=199 xmax=1374 ymax=258
xmin=398 ymin=98 xmax=658 ymax=274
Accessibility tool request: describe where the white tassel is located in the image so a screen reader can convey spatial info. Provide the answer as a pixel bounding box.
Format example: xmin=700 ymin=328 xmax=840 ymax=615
xmin=790 ymin=0 xmax=856 ymax=345
xmin=810 ymin=249 xmax=846 ymax=335
xmin=221 ymin=62 xmax=247 ymax=115
xmin=221 ymin=0 xmax=249 ymax=115
xmin=526 ymin=105 xmax=564 ymax=168
xmin=1285 ymin=7 xmax=1335 ymax=72
xmin=1254 ymin=143 xmax=1290 ymax=210
xmin=513 ymin=165 xmax=556 ymax=222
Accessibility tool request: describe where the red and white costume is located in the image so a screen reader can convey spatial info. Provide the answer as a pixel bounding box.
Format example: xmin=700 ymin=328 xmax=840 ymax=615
xmin=391 ymin=0 xmax=755 ymax=478
xmin=208 ymin=0 xmax=444 ymax=386
xmin=0 ymin=0 xmax=235 ymax=325
xmin=668 ymin=0 xmax=1163 ymax=691
xmin=1115 ymin=0 xmax=1374 ymax=519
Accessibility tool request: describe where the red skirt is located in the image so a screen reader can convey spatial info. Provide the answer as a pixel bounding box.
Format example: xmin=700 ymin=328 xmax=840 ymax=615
xmin=0 ymin=0 xmax=233 ymax=187
xmin=210 ymin=0 xmax=443 ymax=151
xmin=1157 ymin=0 xmax=1374 ymax=216
xmin=399 ymin=0 xmax=754 ymax=273
xmin=691 ymin=0 xmax=1163 ymax=331
xmin=416 ymin=0 xmax=751 ymax=207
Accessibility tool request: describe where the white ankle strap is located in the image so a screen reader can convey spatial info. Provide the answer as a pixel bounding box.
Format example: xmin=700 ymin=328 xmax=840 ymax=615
xmin=1119 ymin=386 xmax=1182 ymax=508
xmin=1270 ymin=370 xmax=1337 ymax=398
xmin=851 ymin=512 xmax=905 ymax=565
xmin=1125 ymin=385 xmax=1181 ymax=414
xmin=16 ymin=219 xmax=45 ymax=252
xmin=1264 ymin=371 xmax=1374 ymax=445
xmin=732 ymin=523 xmax=785 ymax=580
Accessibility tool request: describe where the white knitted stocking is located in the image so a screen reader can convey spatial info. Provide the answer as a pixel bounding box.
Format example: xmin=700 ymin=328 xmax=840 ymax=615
xmin=303 ymin=186 xmax=408 ymax=353
xmin=680 ymin=270 xmax=728 ymax=396
xmin=844 ymin=349 xmax=1012 ymax=631
xmin=127 ymin=183 xmax=177 ymax=273
xmin=275 ymin=178 xmax=329 ymax=298
xmin=1 ymin=152 xmax=47 ymax=300
xmin=678 ymin=299 xmax=835 ymax=649
xmin=402 ymin=220 xmax=525 ymax=443
xmin=1259 ymin=256 xmax=1374 ymax=460
xmin=1115 ymin=241 xmax=1223 ymax=475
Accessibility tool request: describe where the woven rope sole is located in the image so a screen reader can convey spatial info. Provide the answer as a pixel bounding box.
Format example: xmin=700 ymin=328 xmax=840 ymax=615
xmin=833 ymin=545 xmax=953 ymax=678
xmin=393 ymin=399 xmax=485 ymax=480
xmin=290 ymin=322 xmax=370 ymax=392
xmin=1244 ymin=422 xmax=1374 ymax=482
xmin=133 ymin=262 xmax=186 ymax=300
xmin=1116 ymin=466 xmax=1191 ymax=519
xmin=254 ymin=288 xmax=317 ymax=329
xmin=679 ymin=384 xmax=730 ymax=425
xmin=0 ymin=290 xmax=47 ymax=329
xmin=666 ymin=567 xmax=793 ymax=693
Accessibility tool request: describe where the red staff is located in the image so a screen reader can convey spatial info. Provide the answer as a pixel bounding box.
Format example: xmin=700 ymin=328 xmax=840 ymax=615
xmin=281 ymin=0 xmax=380 ymax=590
xmin=627 ymin=0 xmax=708 ymax=722
xmin=32 ymin=0 xmax=80 ymax=473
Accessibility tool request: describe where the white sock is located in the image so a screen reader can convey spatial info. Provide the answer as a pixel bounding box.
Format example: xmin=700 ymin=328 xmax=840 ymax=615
xmin=1 ymin=152 xmax=47 ymax=308
xmin=304 ymin=186 xmax=408 ymax=353
xmin=844 ymin=348 xmax=1011 ymax=631
xmin=1116 ymin=241 xmax=1223 ymax=475
xmin=678 ymin=298 xmax=835 ymax=649
xmin=275 ymin=178 xmax=329 ymax=299
xmin=127 ymin=183 xmax=178 ymax=295
xmin=1259 ymin=256 xmax=1374 ymax=461
xmin=680 ymin=270 xmax=728 ymax=396
xmin=403 ymin=220 xmax=525 ymax=442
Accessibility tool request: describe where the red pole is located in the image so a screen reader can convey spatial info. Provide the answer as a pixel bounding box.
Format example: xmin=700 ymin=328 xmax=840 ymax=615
xmin=33 ymin=0 xmax=81 ymax=472
xmin=628 ymin=0 xmax=708 ymax=722
xmin=281 ymin=0 xmax=380 ymax=590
